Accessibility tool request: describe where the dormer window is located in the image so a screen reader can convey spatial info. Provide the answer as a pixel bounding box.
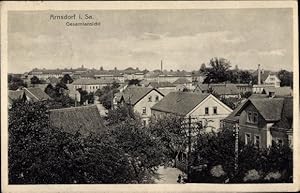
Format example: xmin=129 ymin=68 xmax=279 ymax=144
xmin=155 ymin=96 xmax=159 ymax=102
xmin=247 ymin=111 xmax=258 ymax=124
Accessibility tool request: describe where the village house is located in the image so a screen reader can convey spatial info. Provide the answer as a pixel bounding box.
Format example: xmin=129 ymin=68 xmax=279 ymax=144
xmin=222 ymin=97 xmax=293 ymax=148
xmin=8 ymin=87 xmax=51 ymax=107
xmin=235 ymin=84 xmax=253 ymax=93
xmin=49 ymin=105 xmax=106 ymax=137
xmin=210 ymin=84 xmax=241 ymax=99
xmin=72 ymin=78 xmax=121 ymax=93
xmin=252 ymin=64 xmax=282 ymax=93
xmin=114 ymin=87 xmax=165 ymax=126
xmin=173 ymin=77 xmax=194 ymax=91
xmin=27 ymin=66 xmax=88 ymax=80
xmin=151 ymin=92 xmax=233 ymax=132
xmin=80 ymin=70 xmax=125 ymax=83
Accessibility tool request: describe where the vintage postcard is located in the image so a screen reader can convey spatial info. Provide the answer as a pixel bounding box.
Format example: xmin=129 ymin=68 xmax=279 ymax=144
xmin=1 ymin=1 xmax=299 ymax=193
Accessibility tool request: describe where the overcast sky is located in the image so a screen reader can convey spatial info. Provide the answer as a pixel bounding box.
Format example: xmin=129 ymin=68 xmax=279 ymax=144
xmin=8 ymin=8 xmax=293 ymax=73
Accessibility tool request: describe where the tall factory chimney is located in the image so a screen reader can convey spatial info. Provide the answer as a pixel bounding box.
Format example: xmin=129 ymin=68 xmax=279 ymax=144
xmin=258 ymin=64 xmax=261 ymax=85
xmin=161 ymin=60 xmax=163 ymax=72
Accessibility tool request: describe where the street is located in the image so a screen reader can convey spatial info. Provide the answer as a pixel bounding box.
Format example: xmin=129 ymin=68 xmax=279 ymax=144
xmin=154 ymin=166 xmax=184 ymax=184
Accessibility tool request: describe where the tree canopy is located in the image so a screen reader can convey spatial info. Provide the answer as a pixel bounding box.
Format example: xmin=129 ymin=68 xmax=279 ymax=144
xmin=60 ymin=74 xmax=73 ymax=84
xmin=203 ymin=57 xmax=231 ymax=84
xmin=9 ymin=100 xmax=164 ymax=184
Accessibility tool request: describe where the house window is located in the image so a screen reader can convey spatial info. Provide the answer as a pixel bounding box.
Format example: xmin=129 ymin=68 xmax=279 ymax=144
xmin=245 ymin=133 xmax=251 ymax=145
xmin=205 ymin=107 xmax=209 ymax=115
xmin=213 ymin=107 xmax=217 ymax=115
xmin=247 ymin=112 xmax=252 ymax=122
xmin=253 ymin=113 xmax=258 ymax=124
xmin=254 ymin=135 xmax=261 ymax=148
xmin=142 ymin=107 xmax=146 ymax=114
xmin=148 ymin=96 xmax=152 ymax=102
xmin=155 ymin=96 xmax=159 ymax=102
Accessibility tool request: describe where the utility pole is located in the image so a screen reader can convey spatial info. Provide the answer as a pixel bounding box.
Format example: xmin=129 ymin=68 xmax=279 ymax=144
xmin=234 ymin=123 xmax=239 ymax=173
xmin=187 ymin=115 xmax=192 ymax=183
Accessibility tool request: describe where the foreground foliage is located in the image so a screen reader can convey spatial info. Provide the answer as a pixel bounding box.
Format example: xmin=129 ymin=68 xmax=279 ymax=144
xmin=190 ymin=129 xmax=293 ymax=183
xmin=9 ymin=101 xmax=163 ymax=184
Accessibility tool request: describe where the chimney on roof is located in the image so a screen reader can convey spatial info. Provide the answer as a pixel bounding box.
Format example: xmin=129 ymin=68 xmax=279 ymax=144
xmin=258 ymin=64 xmax=261 ymax=85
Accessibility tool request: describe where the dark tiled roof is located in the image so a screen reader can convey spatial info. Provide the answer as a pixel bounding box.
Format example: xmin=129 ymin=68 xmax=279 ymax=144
xmin=224 ymin=98 xmax=292 ymax=128
xmin=211 ymin=84 xmax=240 ymax=95
xmin=262 ymin=87 xmax=293 ymax=96
xmin=223 ymin=100 xmax=248 ymax=123
xmin=25 ymin=88 xmax=51 ymax=101
xmin=120 ymin=87 xmax=164 ymax=105
xmin=173 ymin=77 xmax=192 ymax=84
xmin=151 ymin=92 xmax=210 ymax=116
xmin=272 ymin=97 xmax=293 ymax=130
xmin=49 ymin=105 xmax=106 ymax=136
xmin=251 ymin=98 xmax=284 ymax=121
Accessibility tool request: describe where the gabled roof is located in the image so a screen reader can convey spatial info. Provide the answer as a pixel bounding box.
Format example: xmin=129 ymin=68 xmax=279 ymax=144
xmin=72 ymin=78 xmax=120 ymax=85
xmin=8 ymin=90 xmax=24 ymax=101
xmin=173 ymin=77 xmax=192 ymax=84
xmin=49 ymin=105 xmax=106 ymax=136
xmin=119 ymin=87 xmax=164 ymax=105
xmin=272 ymin=97 xmax=293 ymax=130
xmin=194 ymin=84 xmax=210 ymax=91
xmin=223 ymin=100 xmax=248 ymax=123
xmin=224 ymin=97 xmax=292 ymax=125
xmin=250 ymin=98 xmax=284 ymax=121
xmin=151 ymin=92 xmax=210 ymax=116
xmin=24 ymin=87 xmax=51 ymax=101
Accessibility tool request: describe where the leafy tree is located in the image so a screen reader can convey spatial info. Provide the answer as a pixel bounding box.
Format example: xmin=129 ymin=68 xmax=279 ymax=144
xmin=148 ymin=116 xmax=186 ymax=163
xmin=30 ymin=76 xmax=41 ymax=85
xmin=8 ymin=75 xmax=27 ymax=90
xmin=203 ymin=58 xmax=231 ymax=84
xmin=109 ymin=118 xmax=164 ymax=183
xmin=77 ymin=88 xmax=94 ymax=105
xmin=200 ymin=63 xmax=206 ymax=73
xmin=45 ymin=83 xmax=75 ymax=108
xmin=239 ymin=71 xmax=253 ymax=84
xmin=61 ymin=74 xmax=73 ymax=84
xmin=127 ymin=79 xmax=141 ymax=86
xmin=8 ymin=100 xmax=148 ymax=184
xmin=190 ymin=128 xmax=293 ymax=183
xmin=106 ymin=105 xmax=136 ymax=126
xmin=95 ymin=81 xmax=120 ymax=110
xmin=277 ymin=70 xmax=293 ymax=87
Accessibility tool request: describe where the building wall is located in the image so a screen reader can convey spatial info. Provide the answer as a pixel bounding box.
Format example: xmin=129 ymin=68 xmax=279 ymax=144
xmin=264 ymin=75 xmax=281 ymax=88
xmin=134 ymin=90 xmax=164 ymax=125
xmin=73 ymin=84 xmax=107 ymax=93
xmin=188 ymin=95 xmax=232 ymax=131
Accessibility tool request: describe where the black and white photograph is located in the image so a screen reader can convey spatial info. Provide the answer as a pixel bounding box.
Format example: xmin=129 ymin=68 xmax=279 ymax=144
xmin=1 ymin=1 xmax=299 ymax=192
